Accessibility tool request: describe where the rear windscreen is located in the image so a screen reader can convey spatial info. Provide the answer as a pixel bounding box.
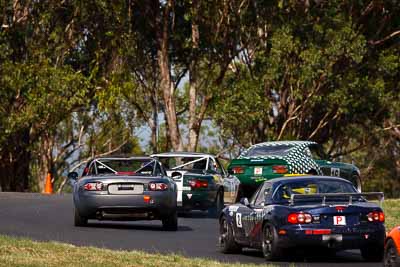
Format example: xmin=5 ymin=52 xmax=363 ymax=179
xmin=158 ymin=156 xmax=207 ymax=171
xmin=244 ymin=145 xmax=293 ymax=157
xmin=274 ymin=180 xmax=357 ymax=200
xmin=92 ymin=159 xmax=156 ymax=176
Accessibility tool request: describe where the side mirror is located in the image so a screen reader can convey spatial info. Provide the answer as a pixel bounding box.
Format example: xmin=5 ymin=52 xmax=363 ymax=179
xmin=240 ymin=197 xmax=250 ymax=206
xmin=67 ymin=172 xmax=78 ymax=186
xmin=171 ymin=171 xmax=182 ymax=181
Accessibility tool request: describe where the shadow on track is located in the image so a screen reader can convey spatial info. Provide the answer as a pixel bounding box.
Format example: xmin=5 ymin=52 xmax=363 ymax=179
xmin=178 ymin=210 xmax=219 ymax=219
xmin=86 ymin=221 xmax=193 ymax=232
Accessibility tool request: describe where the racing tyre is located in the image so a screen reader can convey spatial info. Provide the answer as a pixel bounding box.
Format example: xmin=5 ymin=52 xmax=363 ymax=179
xmin=74 ymin=208 xmax=88 ymax=227
xmin=384 ymin=239 xmax=400 ymax=267
xmin=209 ymin=190 xmax=224 ymax=218
xmin=361 ymin=243 xmax=384 ymax=262
xmin=262 ymin=223 xmax=283 ymax=261
xmin=162 ymin=210 xmax=178 ymax=231
xmin=219 ymin=216 xmax=241 ymax=254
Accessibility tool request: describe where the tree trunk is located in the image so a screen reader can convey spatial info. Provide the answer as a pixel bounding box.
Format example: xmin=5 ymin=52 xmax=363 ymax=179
xmin=149 ymin=89 xmax=158 ymax=153
xmin=187 ymin=0 xmax=200 ymax=152
xmin=157 ymin=0 xmax=183 ymax=151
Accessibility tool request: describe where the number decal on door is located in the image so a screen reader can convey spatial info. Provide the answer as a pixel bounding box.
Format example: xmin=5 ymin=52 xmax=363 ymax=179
xmin=331 ymin=167 xmax=340 ymax=177
xmin=236 ymin=213 xmax=242 ymax=228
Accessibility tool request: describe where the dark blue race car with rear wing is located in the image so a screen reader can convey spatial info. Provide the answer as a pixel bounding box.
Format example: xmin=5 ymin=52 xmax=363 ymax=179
xmin=218 ymin=176 xmax=385 ymax=262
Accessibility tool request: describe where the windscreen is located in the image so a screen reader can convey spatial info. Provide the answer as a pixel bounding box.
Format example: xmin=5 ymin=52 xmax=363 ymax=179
xmin=158 ymin=156 xmax=207 ymax=171
xmin=244 ymin=145 xmax=294 ymax=157
xmin=274 ymin=180 xmax=357 ymax=201
xmin=93 ymin=158 xmax=155 ymax=176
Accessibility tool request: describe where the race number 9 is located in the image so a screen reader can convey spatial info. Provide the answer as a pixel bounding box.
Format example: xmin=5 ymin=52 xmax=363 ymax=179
xmin=236 ymin=213 xmax=242 ymax=228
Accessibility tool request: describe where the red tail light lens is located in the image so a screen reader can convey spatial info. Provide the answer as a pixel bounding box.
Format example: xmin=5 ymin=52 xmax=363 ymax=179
xmin=288 ymin=212 xmax=313 ymax=224
xmin=143 ymin=195 xmax=151 ymax=203
xmin=272 ymin=165 xmax=288 ymax=174
xmin=188 ymin=179 xmax=208 ymax=189
xmin=148 ymin=182 xmax=168 ymax=191
xmin=232 ymin=167 xmax=244 ymax=174
xmin=367 ymin=211 xmax=384 ymax=222
xmin=83 ymin=182 xmax=103 ymax=191
xmin=335 ymin=206 xmax=346 ymax=211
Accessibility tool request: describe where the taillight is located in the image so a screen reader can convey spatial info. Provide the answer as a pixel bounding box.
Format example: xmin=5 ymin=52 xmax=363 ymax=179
xmin=272 ymin=165 xmax=288 ymax=174
xmin=367 ymin=211 xmax=384 ymax=222
xmin=335 ymin=206 xmax=346 ymax=211
xmin=83 ymin=182 xmax=104 ymax=191
xmin=231 ymin=166 xmax=244 ymax=174
xmin=188 ymin=179 xmax=208 ymax=189
xmin=288 ymin=212 xmax=313 ymax=224
xmin=148 ymin=182 xmax=168 ymax=191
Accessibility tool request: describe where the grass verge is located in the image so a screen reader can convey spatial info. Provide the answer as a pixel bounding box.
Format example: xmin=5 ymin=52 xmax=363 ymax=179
xmin=0 ymin=235 xmax=277 ymax=267
xmin=383 ymin=199 xmax=400 ymax=230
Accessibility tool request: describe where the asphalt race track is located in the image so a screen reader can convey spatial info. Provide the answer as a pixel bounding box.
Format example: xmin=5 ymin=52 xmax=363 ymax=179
xmin=0 ymin=193 xmax=381 ymax=266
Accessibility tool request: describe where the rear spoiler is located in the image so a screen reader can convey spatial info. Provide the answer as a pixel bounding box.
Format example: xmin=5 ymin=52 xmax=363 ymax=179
xmin=290 ymin=192 xmax=384 ymax=206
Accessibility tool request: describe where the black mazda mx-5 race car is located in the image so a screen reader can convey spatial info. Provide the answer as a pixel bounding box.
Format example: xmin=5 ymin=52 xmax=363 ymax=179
xmin=219 ymin=176 xmax=385 ymax=261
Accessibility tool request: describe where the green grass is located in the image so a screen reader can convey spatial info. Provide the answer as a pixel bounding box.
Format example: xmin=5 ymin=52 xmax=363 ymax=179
xmin=0 ymin=199 xmax=399 ymax=266
xmin=383 ymin=199 xmax=400 ymax=230
xmin=0 ymin=235 xmax=278 ymax=267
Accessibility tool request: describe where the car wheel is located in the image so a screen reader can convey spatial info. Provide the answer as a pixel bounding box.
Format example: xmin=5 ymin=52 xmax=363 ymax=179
xmin=218 ymin=216 xmax=241 ymax=254
xmin=384 ymin=239 xmax=400 ymax=267
xmin=209 ymin=190 xmax=224 ymax=218
xmin=162 ymin=210 xmax=178 ymax=231
xmin=361 ymin=243 xmax=384 ymax=262
xmin=74 ymin=208 xmax=87 ymax=227
xmin=262 ymin=223 xmax=283 ymax=261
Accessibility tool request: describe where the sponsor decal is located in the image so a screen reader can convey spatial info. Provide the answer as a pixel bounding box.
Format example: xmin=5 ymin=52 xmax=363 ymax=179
xmin=228 ymin=206 xmax=240 ymax=212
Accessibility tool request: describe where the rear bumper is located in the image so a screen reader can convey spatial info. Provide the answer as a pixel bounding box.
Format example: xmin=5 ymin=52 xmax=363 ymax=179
xmin=74 ymin=191 xmax=176 ymax=220
xmin=181 ymin=190 xmax=215 ymax=211
xmin=277 ymin=224 xmax=385 ymax=250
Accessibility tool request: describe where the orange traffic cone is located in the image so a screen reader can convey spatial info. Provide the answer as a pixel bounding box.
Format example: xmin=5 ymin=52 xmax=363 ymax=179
xmin=44 ymin=172 xmax=53 ymax=194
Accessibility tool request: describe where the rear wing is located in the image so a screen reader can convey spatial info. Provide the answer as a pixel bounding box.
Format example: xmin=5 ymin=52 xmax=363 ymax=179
xmin=290 ymin=192 xmax=384 ymax=206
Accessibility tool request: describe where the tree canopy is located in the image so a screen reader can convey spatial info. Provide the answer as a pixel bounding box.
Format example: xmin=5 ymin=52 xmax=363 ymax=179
xmin=0 ymin=0 xmax=399 ymax=196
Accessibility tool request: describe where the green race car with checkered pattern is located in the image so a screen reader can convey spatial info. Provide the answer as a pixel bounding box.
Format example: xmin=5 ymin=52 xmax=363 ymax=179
xmin=227 ymin=141 xmax=362 ymax=199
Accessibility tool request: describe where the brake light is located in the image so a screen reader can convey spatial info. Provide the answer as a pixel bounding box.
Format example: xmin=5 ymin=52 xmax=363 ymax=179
xmin=335 ymin=206 xmax=346 ymax=211
xmin=188 ymin=179 xmax=208 ymax=189
xmin=148 ymin=182 xmax=168 ymax=191
xmin=367 ymin=211 xmax=384 ymax=222
xmin=272 ymin=165 xmax=288 ymax=174
xmin=83 ymin=182 xmax=103 ymax=191
xmin=232 ymin=166 xmax=244 ymax=174
xmin=288 ymin=212 xmax=313 ymax=224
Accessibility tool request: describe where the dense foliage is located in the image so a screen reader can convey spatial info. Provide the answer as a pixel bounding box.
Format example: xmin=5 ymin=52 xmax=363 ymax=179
xmin=0 ymin=0 xmax=399 ymax=196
